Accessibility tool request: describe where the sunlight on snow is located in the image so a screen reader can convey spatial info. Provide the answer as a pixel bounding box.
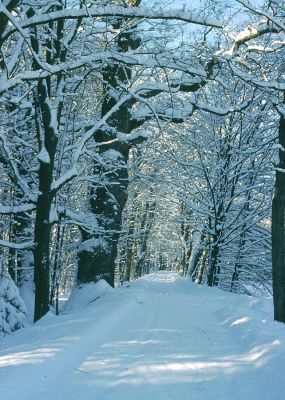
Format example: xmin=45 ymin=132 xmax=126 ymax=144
xmin=231 ymin=317 xmax=251 ymax=326
xmin=0 ymin=335 xmax=82 ymax=368
xmin=102 ymin=340 xmax=161 ymax=348
xmin=142 ymin=272 xmax=178 ymax=283
xmin=0 ymin=348 xmax=60 ymax=367
xmin=74 ymin=337 xmax=281 ymax=388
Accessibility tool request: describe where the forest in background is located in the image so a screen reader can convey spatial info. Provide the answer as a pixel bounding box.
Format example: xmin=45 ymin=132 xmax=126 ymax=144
xmin=0 ymin=0 xmax=284 ymax=334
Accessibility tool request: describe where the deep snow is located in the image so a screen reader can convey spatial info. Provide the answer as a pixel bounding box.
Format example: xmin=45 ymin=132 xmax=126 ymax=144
xmin=0 ymin=272 xmax=284 ymax=400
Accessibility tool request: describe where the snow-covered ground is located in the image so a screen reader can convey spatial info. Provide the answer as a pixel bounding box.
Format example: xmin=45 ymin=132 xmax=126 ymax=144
xmin=0 ymin=272 xmax=284 ymax=400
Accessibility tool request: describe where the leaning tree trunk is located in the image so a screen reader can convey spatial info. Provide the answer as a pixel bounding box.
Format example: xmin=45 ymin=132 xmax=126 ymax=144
xmin=272 ymin=95 xmax=285 ymax=323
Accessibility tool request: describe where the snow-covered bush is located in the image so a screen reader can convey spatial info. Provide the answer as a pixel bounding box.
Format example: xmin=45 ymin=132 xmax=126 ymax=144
xmin=0 ymin=274 xmax=26 ymax=336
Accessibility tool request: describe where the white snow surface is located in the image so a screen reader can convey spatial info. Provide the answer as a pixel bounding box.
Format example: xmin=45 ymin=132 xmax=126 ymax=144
xmin=0 ymin=272 xmax=285 ymax=400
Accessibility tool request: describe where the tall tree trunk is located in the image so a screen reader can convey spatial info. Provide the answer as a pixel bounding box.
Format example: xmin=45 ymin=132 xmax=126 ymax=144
xmin=30 ymin=3 xmax=65 ymax=321
xmin=77 ymin=10 xmax=142 ymax=287
xmin=272 ymin=96 xmax=285 ymax=323
xmin=33 ymin=80 xmax=58 ymax=321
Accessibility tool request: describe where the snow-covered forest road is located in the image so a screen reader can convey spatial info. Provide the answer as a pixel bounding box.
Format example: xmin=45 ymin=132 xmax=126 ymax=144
xmin=1 ymin=272 xmax=284 ymax=400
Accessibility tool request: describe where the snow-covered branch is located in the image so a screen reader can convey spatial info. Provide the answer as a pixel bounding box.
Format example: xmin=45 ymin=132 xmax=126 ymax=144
xmin=0 ymin=204 xmax=35 ymax=215
xmin=0 ymin=239 xmax=34 ymax=249
xmin=1 ymin=5 xmax=222 ymax=42
xmin=235 ymin=0 xmax=285 ymax=31
xmin=221 ymin=23 xmax=280 ymax=57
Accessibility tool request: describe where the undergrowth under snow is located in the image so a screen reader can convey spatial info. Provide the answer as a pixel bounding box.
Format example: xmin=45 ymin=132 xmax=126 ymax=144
xmin=0 ymin=274 xmax=26 ymax=336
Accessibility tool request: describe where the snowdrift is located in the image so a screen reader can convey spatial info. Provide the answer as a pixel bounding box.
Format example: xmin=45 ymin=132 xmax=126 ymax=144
xmin=65 ymin=279 xmax=113 ymax=312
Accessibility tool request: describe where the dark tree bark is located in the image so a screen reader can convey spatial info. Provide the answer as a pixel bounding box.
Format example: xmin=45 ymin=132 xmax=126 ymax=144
xmin=33 ymin=80 xmax=58 ymax=322
xmin=30 ymin=4 xmax=65 ymax=321
xmin=272 ymin=95 xmax=285 ymax=323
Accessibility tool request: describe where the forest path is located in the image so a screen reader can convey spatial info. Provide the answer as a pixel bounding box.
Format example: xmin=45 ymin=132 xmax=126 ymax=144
xmin=0 ymin=272 xmax=283 ymax=400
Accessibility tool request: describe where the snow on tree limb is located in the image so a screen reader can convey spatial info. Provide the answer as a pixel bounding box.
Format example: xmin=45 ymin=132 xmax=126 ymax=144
xmin=221 ymin=24 xmax=280 ymax=57
xmin=0 ymin=204 xmax=35 ymax=215
xmin=51 ymin=166 xmax=78 ymax=193
xmin=0 ymin=5 xmax=222 ymax=42
xmin=0 ymin=239 xmax=34 ymax=249
xmin=0 ymin=51 xmax=208 ymax=94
